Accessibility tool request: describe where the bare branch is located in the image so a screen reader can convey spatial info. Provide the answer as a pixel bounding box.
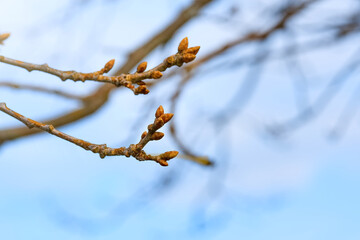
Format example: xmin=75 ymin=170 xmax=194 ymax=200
xmin=0 ymin=103 xmax=178 ymax=166
xmin=0 ymin=39 xmax=200 ymax=94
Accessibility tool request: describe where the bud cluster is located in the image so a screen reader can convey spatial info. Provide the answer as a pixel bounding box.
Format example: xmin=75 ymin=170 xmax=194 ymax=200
xmin=132 ymin=37 xmax=200 ymax=95
xmin=137 ymin=105 xmax=178 ymax=166
xmin=177 ymin=37 xmax=200 ymax=65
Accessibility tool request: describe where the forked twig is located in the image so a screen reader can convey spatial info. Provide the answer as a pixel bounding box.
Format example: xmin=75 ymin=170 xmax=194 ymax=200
xmin=0 ymin=103 xmax=177 ymax=166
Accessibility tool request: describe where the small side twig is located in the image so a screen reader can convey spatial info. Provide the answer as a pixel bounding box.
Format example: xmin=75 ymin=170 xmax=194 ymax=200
xmin=0 ymin=103 xmax=178 ymax=166
xmin=0 ymin=33 xmax=10 ymax=45
xmin=169 ymin=73 xmax=213 ymax=166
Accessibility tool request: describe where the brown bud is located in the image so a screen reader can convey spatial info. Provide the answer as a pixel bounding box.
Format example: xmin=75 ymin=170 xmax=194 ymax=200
xmin=103 ymin=59 xmax=115 ymax=73
xmin=137 ymin=61 xmax=147 ymax=73
xmin=141 ymin=131 xmax=147 ymax=139
xmin=185 ymin=46 xmax=200 ymax=55
xmin=158 ymin=160 xmax=168 ymax=166
xmin=137 ymin=81 xmax=146 ymax=85
xmin=139 ymin=85 xmax=147 ymax=90
xmin=155 ymin=105 xmax=164 ymax=118
xmin=151 ymin=71 xmax=163 ymax=79
xmin=0 ymin=33 xmax=10 ymax=45
xmin=183 ymin=53 xmax=196 ymax=63
xmin=147 ymin=124 xmax=154 ymax=131
xmin=178 ymin=37 xmax=188 ymax=52
xmin=154 ymin=118 xmax=165 ymax=129
xmin=161 ymin=151 xmax=179 ymax=160
xmin=135 ymin=85 xmax=149 ymax=95
xmin=151 ymin=132 xmax=164 ymax=141
xmin=160 ymin=113 xmax=174 ymax=124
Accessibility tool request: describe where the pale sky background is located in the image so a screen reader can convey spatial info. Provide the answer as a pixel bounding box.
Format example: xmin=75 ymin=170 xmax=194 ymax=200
xmin=0 ymin=0 xmax=360 ymax=239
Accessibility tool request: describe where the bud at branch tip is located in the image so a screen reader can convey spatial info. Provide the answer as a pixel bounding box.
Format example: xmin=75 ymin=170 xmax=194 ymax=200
xmin=103 ymin=59 xmax=115 ymax=73
xmin=155 ymin=105 xmax=164 ymax=118
xmin=178 ymin=37 xmax=189 ymax=52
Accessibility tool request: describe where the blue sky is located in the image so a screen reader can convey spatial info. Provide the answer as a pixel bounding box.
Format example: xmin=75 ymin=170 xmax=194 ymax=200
xmin=1 ymin=0 xmax=360 ymax=239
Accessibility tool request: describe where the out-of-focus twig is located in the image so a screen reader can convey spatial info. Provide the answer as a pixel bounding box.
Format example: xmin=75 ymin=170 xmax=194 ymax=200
xmin=267 ymin=48 xmax=360 ymax=137
xmin=0 ymin=33 xmax=10 ymax=45
xmin=188 ymin=0 xmax=318 ymax=71
xmin=169 ymin=73 xmax=213 ymax=166
xmin=163 ymin=1 xmax=316 ymax=165
xmin=0 ymin=81 xmax=83 ymax=101
xmin=328 ymin=82 xmax=360 ymax=140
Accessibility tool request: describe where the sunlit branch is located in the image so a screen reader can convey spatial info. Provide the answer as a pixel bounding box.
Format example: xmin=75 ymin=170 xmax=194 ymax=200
xmin=0 ymin=38 xmax=199 ymax=95
xmin=0 ymin=103 xmax=177 ymax=166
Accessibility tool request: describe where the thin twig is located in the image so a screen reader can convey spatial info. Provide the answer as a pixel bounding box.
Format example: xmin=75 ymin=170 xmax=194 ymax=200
xmin=169 ymin=72 xmax=213 ymax=166
xmin=0 ymin=102 xmax=177 ymax=166
xmin=0 ymin=39 xmax=199 ymax=95
xmin=266 ymin=48 xmax=360 ymax=137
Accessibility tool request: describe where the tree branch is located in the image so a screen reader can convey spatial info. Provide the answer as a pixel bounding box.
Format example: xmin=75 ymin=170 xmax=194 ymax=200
xmin=0 ymin=103 xmax=177 ymax=166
